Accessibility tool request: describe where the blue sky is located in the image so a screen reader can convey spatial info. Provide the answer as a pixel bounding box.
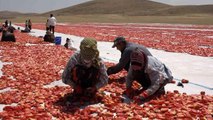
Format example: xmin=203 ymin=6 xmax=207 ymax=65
xmin=0 ymin=0 xmax=213 ymax=13
xmin=0 ymin=0 xmax=91 ymax=13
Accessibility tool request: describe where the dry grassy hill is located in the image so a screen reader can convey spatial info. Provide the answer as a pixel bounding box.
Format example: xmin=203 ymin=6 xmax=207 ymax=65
xmin=155 ymin=5 xmax=213 ymax=15
xmin=1 ymin=0 xmax=213 ymax=24
xmin=43 ymin=0 xmax=213 ymax=16
xmin=0 ymin=11 xmax=24 ymax=19
xmin=0 ymin=11 xmax=38 ymax=19
xmin=43 ymin=0 xmax=171 ymax=16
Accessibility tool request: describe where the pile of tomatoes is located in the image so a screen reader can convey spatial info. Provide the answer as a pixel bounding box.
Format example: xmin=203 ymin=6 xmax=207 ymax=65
xmin=0 ymin=24 xmax=212 ymax=119
xmin=17 ymin=23 xmax=213 ymax=57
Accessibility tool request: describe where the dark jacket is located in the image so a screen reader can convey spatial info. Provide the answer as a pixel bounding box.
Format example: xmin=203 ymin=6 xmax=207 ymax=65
xmin=1 ymin=30 xmax=16 ymax=42
xmin=108 ymin=42 xmax=152 ymax=74
xmin=21 ymin=27 xmax=30 ymax=33
xmin=44 ymin=31 xmax=55 ymax=43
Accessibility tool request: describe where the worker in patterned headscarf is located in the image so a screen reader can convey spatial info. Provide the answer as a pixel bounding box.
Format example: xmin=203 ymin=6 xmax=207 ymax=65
xmin=62 ymin=37 xmax=108 ymax=97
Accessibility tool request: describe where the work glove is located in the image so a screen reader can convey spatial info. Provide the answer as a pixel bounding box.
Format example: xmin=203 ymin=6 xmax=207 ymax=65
xmin=133 ymin=91 xmax=148 ymax=104
xmin=107 ymin=67 xmax=114 ymax=75
xmin=124 ymin=87 xmax=134 ymax=99
xmin=133 ymin=96 xmax=145 ymax=104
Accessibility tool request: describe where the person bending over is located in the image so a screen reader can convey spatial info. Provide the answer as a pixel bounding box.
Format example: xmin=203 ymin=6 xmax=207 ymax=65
xmin=125 ymin=47 xmax=173 ymax=103
xmin=107 ymin=36 xmax=152 ymax=75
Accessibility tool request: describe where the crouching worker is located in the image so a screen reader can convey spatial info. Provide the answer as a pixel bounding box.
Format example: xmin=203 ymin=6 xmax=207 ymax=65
xmin=64 ymin=38 xmax=77 ymax=51
xmin=43 ymin=28 xmax=55 ymax=43
xmin=124 ymin=47 xmax=173 ymax=103
xmin=62 ymin=38 xmax=108 ymax=97
xmin=1 ymin=29 xmax=16 ymax=42
xmin=21 ymin=26 xmax=30 ymax=33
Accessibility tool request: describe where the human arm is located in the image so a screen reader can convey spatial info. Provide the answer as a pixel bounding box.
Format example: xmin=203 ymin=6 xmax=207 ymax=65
xmin=95 ymin=61 xmax=109 ymax=90
xmin=124 ymin=66 xmax=135 ymax=98
xmin=62 ymin=53 xmax=78 ymax=88
xmin=107 ymin=49 xmax=131 ymax=75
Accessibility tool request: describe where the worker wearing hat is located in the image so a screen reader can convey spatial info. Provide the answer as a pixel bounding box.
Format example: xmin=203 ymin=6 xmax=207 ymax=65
xmin=62 ymin=38 xmax=108 ymax=96
xmin=107 ymin=36 xmax=152 ymax=75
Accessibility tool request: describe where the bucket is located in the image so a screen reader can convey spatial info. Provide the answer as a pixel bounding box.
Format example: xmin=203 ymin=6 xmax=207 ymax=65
xmin=55 ymin=36 xmax=61 ymax=45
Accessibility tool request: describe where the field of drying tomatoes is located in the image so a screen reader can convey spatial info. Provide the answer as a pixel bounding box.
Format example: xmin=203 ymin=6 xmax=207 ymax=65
xmin=16 ymin=23 xmax=213 ymax=57
xmin=0 ymin=24 xmax=212 ymax=119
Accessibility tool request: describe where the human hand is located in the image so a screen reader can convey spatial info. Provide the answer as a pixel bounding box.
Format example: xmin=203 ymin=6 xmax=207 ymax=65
xmin=124 ymin=87 xmax=134 ymax=99
xmin=107 ymin=67 xmax=113 ymax=75
xmin=133 ymin=91 xmax=148 ymax=104
xmin=133 ymin=96 xmax=145 ymax=104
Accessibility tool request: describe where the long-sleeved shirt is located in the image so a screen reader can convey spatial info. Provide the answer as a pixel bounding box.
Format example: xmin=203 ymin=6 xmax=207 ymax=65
xmin=126 ymin=56 xmax=173 ymax=97
xmin=109 ymin=42 xmax=152 ymax=74
xmin=62 ymin=51 xmax=108 ymax=89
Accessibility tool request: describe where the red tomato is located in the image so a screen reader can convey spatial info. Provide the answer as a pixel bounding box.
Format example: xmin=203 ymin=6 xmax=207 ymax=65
xmin=181 ymin=79 xmax=189 ymax=83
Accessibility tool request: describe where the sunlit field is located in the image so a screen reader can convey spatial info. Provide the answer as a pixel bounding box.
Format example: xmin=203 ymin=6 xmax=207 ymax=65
xmin=0 ymin=23 xmax=212 ymax=119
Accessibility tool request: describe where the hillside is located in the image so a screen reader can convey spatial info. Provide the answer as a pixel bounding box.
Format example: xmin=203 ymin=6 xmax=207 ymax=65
xmin=0 ymin=11 xmax=25 ymax=19
xmin=1 ymin=0 xmax=213 ymax=24
xmin=43 ymin=0 xmax=213 ymax=16
xmin=155 ymin=5 xmax=213 ymax=15
xmin=1 ymin=0 xmax=213 ymax=17
xmin=0 ymin=11 xmax=38 ymax=20
xmin=44 ymin=0 xmax=171 ymax=16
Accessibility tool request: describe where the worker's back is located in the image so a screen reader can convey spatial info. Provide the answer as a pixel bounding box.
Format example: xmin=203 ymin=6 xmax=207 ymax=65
xmin=44 ymin=31 xmax=55 ymax=43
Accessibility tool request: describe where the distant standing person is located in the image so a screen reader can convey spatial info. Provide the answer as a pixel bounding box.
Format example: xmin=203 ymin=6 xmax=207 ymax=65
xmin=48 ymin=14 xmax=57 ymax=34
xmin=5 ymin=20 xmax=8 ymax=27
xmin=21 ymin=20 xmax=30 ymax=33
xmin=46 ymin=19 xmax=50 ymax=31
xmin=28 ymin=19 xmax=32 ymax=30
xmin=25 ymin=20 xmax=28 ymax=28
